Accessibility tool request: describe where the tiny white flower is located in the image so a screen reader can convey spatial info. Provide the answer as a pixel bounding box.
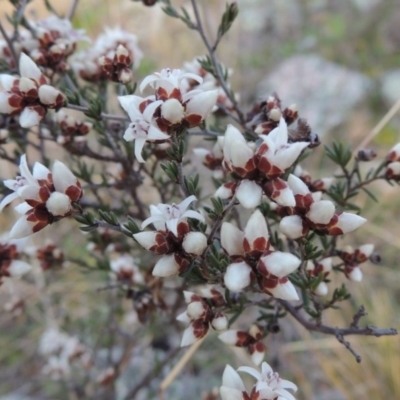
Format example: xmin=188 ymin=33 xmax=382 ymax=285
xmin=141 ymin=195 xmax=204 ymax=237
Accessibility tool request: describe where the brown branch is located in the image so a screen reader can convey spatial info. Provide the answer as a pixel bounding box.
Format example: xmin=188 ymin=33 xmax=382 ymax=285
xmin=190 ymin=0 xmax=245 ymax=127
xmin=279 ymin=299 xmax=398 ymax=337
xmin=0 ymin=21 xmax=18 ymax=67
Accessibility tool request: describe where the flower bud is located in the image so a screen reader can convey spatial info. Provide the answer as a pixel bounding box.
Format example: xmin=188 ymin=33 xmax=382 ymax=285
xmin=118 ymin=68 xmax=133 ymax=84
xmin=187 ymin=301 xmax=206 ymax=320
xmin=306 ymin=200 xmax=335 ymax=224
xmin=269 ymin=108 xmax=282 ymax=121
xmin=161 ymin=98 xmax=184 ymax=124
xmin=280 ymin=215 xmax=304 ymax=239
xmin=348 ymin=267 xmax=363 ymax=282
xmin=182 ymin=231 xmax=207 ymax=255
xmin=224 ymin=262 xmax=252 ymax=292
xmin=315 ymin=282 xmax=329 ymax=296
xmin=357 ymin=148 xmax=377 ymax=162
xmin=46 ymin=192 xmax=71 ymax=216
xmin=211 ymin=312 xmax=228 ymax=331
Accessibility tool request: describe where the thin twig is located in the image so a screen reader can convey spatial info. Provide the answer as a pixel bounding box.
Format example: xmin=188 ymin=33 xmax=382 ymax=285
xmin=66 ymin=104 xmax=130 ymax=122
xmin=0 ymin=21 xmax=18 ymax=67
xmin=159 ymin=337 xmax=205 ymax=397
xmin=279 ymin=299 xmax=397 ymax=337
xmin=354 ymin=96 xmax=400 ymax=154
xmin=335 ymin=332 xmax=361 ymax=363
xmin=190 ymin=0 xmax=245 ymax=126
xmin=67 ymin=0 xmax=80 ymax=20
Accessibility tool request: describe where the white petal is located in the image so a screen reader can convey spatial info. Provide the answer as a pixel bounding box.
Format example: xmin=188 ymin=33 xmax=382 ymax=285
xmin=33 ymin=162 xmax=51 ymax=180
xmin=287 ymin=174 xmax=309 ymax=195
xmin=280 ymin=215 xmax=304 ymax=239
xmin=166 ymin=218 xmax=179 ymax=237
xmin=273 ymin=142 xmax=308 ymax=171
xmin=132 ymin=137 xmax=146 ymax=163
xmin=133 ymin=231 xmax=157 ymax=249
xmin=224 ymin=262 xmax=252 ymax=292
xmin=14 ymin=202 xmax=32 ymax=214
xmin=336 ymin=213 xmax=366 ymax=234
xmin=9 ymin=216 xmax=36 ymax=239
xmin=237 ymin=366 xmax=262 ymax=381
xmin=19 ymin=53 xmax=42 ymax=81
xmin=152 ymin=255 xmax=179 ymax=277
xmin=0 ymin=192 xmax=20 ymax=212
xmin=349 ymin=267 xmax=363 ymax=282
xmin=272 ymin=185 xmax=295 ymax=207
xmin=143 ymin=100 xmax=163 ymax=121
xmin=221 ymin=222 xmax=244 ymax=256
xmin=52 ymin=160 xmax=77 ymax=193
xmin=251 ymin=349 xmax=265 ymax=366
xmin=8 ymin=260 xmax=32 ymax=278
xmin=269 ymin=281 xmax=299 ymax=301
xmin=229 ymin=139 xmax=254 ymax=168
xmin=244 ymin=209 xmax=269 ymax=244
xmin=222 ymin=365 xmax=246 ymax=391
xmin=218 ymin=330 xmax=239 ymax=345
xmin=178 ymin=195 xmax=197 ymax=213
xmin=268 ymin=117 xmax=288 ymax=148
xmin=185 ymin=89 xmax=218 ymax=119
xmin=0 ymin=74 xmax=17 ymax=91
xmin=358 ymin=244 xmax=374 ymax=257
xmin=38 ymin=85 xmax=64 ymax=105
xmin=19 ymin=107 xmax=42 ymax=128
xmin=181 ymin=209 xmax=205 ymax=223
xmin=215 ymin=184 xmax=234 ymax=200
xmin=315 ymin=282 xmax=329 ymax=296
xmin=236 ymin=180 xmax=262 ymax=209
xmin=180 ymin=325 xmax=198 ymax=347
xmin=260 ymin=251 xmax=301 ymax=278
xmin=0 ymin=92 xmax=18 ymax=114
xmin=306 ymin=200 xmax=335 ymax=224
xmin=220 ymin=387 xmax=245 ymax=400
xmin=147 ymin=124 xmax=170 ymax=141
xmin=176 ymin=311 xmax=191 ymax=323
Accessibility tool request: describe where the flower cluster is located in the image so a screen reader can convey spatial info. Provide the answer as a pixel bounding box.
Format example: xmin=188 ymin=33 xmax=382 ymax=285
xmin=219 ymin=325 xmax=266 ymax=366
xmin=39 ymin=327 xmax=89 ymax=380
xmin=28 ymin=15 xmax=89 ymax=71
xmin=338 ymin=244 xmax=375 ymax=282
xmin=0 ymin=236 xmax=31 ymax=283
xmin=278 ymin=174 xmax=366 ymax=239
xmin=215 ymin=118 xmax=309 ymax=209
xmin=72 ymin=27 xmax=142 ymax=82
xmin=0 ymin=54 xmax=66 ymax=128
xmin=118 ymin=68 xmax=218 ymax=162
xmin=385 ymin=142 xmax=400 ymax=179
xmin=222 ymin=209 xmax=301 ymax=300
xmin=220 ymin=362 xmax=297 ymax=400
xmin=0 ymin=155 xmax=82 ymax=239
xmin=55 ymin=110 xmax=92 ymax=145
xmin=134 ymin=195 xmax=206 ymax=276
xmin=183 ymin=57 xmax=237 ymax=112
xmin=177 ymin=289 xmax=227 ymax=346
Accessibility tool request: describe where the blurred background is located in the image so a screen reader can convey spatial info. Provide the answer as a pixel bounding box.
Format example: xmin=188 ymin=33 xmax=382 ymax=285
xmin=0 ymin=0 xmax=399 ymax=399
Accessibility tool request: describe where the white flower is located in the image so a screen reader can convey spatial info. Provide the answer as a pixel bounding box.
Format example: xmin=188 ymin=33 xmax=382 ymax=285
xmin=141 ymin=195 xmax=204 ymax=237
xmin=238 ymin=362 xmax=298 ymax=400
xmin=0 ymin=54 xmax=65 ymax=128
xmin=259 ymin=118 xmax=308 ymax=176
xmin=118 ymin=95 xmax=169 ymax=162
xmin=182 ymin=231 xmax=207 ymax=255
xmin=140 ymin=68 xmax=202 ymax=95
xmin=1 ymin=155 xmax=82 ymax=239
